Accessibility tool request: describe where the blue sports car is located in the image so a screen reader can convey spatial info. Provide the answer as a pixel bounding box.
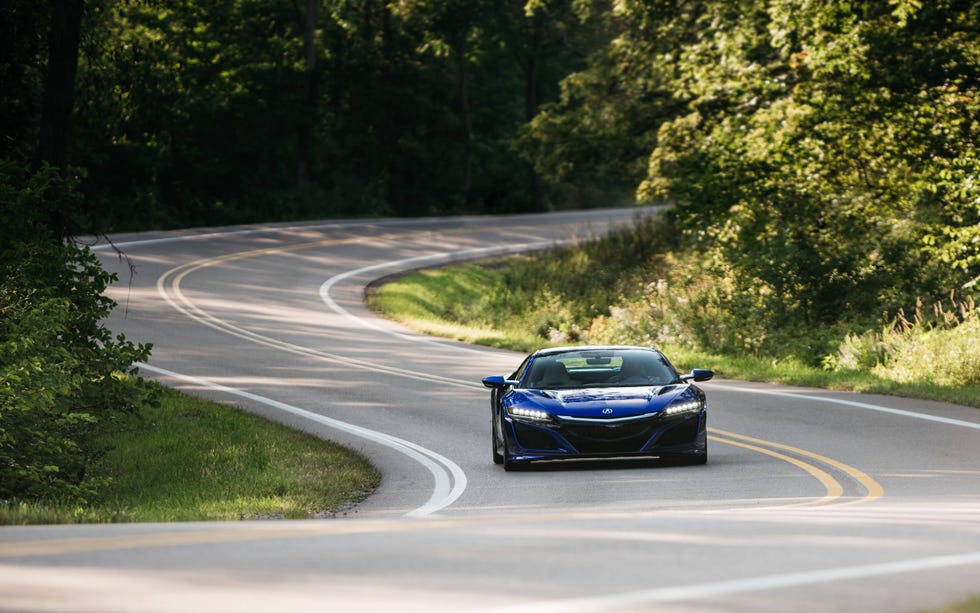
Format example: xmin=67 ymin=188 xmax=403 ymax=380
xmin=482 ymin=346 xmax=713 ymax=470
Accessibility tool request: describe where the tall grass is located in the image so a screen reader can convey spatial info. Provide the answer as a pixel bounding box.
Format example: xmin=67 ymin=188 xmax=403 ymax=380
xmin=827 ymin=295 xmax=980 ymax=387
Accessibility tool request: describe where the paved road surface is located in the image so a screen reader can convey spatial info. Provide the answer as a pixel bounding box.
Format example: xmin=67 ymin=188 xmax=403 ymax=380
xmin=2 ymin=209 xmax=978 ymax=612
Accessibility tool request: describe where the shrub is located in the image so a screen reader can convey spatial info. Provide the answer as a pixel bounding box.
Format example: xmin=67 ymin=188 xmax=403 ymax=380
xmin=0 ymin=161 xmax=153 ymax=504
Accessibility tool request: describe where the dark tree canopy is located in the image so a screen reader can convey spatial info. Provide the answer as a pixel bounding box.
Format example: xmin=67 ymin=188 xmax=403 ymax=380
xmin=2 ymin=0 xmax=977 ymax=330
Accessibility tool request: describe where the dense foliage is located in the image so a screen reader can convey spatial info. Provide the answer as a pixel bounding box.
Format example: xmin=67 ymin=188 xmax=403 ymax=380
xmin=2 ymin=0 xmax=606 ymax=232
xmin=0 ymin=162 xmax=153 ymax=503
xmin=526 ymin=0 xmax=979 ymax=360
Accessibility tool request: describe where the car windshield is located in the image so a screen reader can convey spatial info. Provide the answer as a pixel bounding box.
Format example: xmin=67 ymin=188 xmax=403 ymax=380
xmin=523 ymin=349 xmax=678 ymax=389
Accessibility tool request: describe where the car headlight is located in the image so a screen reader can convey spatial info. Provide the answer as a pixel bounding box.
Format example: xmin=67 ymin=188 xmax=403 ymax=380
xmin=507 ymin=406 xmax=552 ymax=422
xmin=664 ymin=399 xmax=703 ymax=416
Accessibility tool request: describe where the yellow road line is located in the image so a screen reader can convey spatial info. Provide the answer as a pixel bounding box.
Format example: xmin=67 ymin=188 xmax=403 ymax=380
xmin=710 ymin=428 xmax=884 ymax=506
xmin=708 ymin=434 xmax=843 ymax=507
xmin=155 ymin=234 xmax=480 ymax=389
xmin=0 ymin=519 xmax=440 ymax=559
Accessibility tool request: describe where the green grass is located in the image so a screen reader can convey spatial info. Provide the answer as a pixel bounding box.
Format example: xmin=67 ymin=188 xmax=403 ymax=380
xmin=0 ymin=384 xmax=379 ymax=524
xmin=367 ymin=264 xmax=543 ymax=351
xmin=367 ymin=216 xmax=677 ymax=354
xmin=935 ymin=597 xmax=980 ymax=613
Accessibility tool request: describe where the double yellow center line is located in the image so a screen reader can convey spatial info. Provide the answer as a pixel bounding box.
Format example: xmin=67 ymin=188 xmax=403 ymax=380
xmin=709 ymin=428 xmax=883 ymax=508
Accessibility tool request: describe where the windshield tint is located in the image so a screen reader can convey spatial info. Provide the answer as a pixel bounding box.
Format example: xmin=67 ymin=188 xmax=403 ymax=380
xmin=523 ymin=349 xmax=678 ymax=389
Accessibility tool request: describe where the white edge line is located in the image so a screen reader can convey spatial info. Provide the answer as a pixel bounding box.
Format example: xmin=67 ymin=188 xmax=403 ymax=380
xmin=118 ymin=212 xmax=979 ymax=608
xmin=318 ymin=241 xmax=566 ymax=353
xmin=136 ymin=363 xmax=465 ymax=518
xmin=145 ymin=215 xmax=645 ymax=517
xmin=706 ymin=383 xmax=980 ymax=430
xmin=487 ymin=550 xmax=980 ymax=612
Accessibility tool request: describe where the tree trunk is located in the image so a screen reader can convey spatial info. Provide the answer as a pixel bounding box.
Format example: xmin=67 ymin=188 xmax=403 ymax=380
xmin=457 ymin=43 xmax=474 ymax=207
xmin=380 ymin=2 xmax=409 ymax=214
xmin=297 ymin=0 xmax=317 ymax=193
xmin=36 ymin=0 xmax=84 ymax=239
xmin=524 ymin=19 xmax=545 ymax=212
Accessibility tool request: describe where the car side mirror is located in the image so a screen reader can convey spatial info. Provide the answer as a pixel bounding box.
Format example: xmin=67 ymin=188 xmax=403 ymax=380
xmin=681 ymin=369 xmax=714 ymax=382
xmin=482 ymin=375 xmax=519 ymax=389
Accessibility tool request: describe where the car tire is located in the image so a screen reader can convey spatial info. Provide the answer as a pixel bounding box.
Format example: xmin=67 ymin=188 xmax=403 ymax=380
xmin=492 ymin=417 xmax=503 ymax=465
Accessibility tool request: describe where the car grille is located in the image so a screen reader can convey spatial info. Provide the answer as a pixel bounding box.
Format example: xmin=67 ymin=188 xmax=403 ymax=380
xmin=558 ymin=415 xmax=662 ymax=454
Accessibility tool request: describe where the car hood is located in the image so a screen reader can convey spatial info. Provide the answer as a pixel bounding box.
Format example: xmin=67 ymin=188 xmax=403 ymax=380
xmin=509 ymin=385 xmax=694 ymax=417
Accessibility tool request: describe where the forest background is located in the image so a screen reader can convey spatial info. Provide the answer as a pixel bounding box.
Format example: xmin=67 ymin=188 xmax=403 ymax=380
xmin=1 ymin=0 xmax=978 ymax=505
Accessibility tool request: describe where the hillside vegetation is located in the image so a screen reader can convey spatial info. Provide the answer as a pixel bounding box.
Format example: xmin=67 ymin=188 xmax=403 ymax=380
xmin=369 ymin=216 xmax=980 ymax=408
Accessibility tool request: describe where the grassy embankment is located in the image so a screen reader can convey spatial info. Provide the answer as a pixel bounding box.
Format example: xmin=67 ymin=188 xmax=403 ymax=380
xmin=367 ymin=217 xmax=979 ymax=409
xmin=0 ymin=383 xmax=379 ymax=524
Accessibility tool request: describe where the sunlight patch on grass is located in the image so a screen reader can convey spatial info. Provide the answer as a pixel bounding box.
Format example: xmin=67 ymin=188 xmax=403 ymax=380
xmin=0 ymin=385 xmax=380 ymax=524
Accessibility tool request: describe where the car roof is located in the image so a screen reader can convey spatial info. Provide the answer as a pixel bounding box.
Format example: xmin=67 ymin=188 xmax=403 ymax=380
xmin=531 ymin=345 xmax=662 ymax=357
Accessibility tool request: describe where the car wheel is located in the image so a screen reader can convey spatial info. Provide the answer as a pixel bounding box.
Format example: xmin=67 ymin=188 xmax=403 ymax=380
xmin=492 ymin=411 xmax=503 ymax=465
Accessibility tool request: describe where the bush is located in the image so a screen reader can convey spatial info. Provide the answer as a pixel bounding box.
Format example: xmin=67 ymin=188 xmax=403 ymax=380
xmin=0 ymin=161 xmax=153 ymax=504
xmin=585 ymin=248 xmax=837 ymax=364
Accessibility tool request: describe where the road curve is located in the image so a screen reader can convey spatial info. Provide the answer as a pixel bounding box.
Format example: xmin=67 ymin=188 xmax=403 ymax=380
xmin=1 ymin=209 xmax=978 ymax=613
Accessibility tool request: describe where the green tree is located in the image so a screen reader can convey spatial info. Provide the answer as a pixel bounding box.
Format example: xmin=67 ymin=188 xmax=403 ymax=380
xmin=527 ymin=0 xmax=978 ymax=356
xmin=511 ymin=1 xmax=619 ymax=208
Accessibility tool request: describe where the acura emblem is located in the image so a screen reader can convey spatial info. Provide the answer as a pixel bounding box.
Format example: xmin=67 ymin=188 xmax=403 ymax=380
xmin=602 ymin=408 xmax=614 ymax=414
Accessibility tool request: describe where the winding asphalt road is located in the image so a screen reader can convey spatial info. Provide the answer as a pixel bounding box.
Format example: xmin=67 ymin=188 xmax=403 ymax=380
xmin=2 ymin=208 xmax=978 ymax=612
